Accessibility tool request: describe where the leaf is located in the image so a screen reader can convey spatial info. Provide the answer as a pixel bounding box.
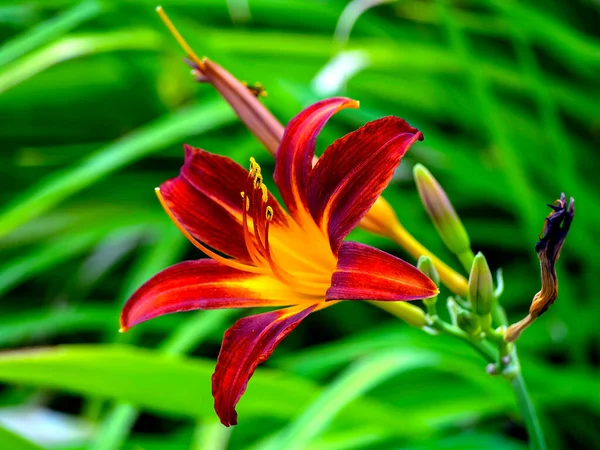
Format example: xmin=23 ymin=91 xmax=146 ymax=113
xmin=0 ymin=344 xmax=423 ymax=436
xmin=258 ymin=350 xmax=438 ymax=450
xmin=0 ymin=425 xmax=42 ymax=450
xmin=0 ymin=98 xmax=235 ymax=238
xmin=0 ymin=0 xmax=102 ymax=67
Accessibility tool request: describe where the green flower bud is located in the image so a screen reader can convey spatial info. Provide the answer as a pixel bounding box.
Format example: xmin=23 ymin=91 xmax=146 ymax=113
xmin=468 ymin=252 xmax=494 ymax=316
xmin=413 ymin=164 xmax=471 ymax=256
xmin=417 ymin=255 xmax=440 ymax=286
xmin=418 ymin=255 xmax=439 ymax=313
xmin=371 ymin=301 xmax=427 ymax=328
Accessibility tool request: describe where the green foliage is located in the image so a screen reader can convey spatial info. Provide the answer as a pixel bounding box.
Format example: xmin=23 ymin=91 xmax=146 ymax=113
xmin=0 ymin=0 xmax=598 ymax=449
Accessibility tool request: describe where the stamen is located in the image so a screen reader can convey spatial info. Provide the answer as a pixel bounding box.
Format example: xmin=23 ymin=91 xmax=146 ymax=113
xmin=250 ymin=182 xmax=269 ymax=256
xmin=156 ymin=6 xmax=205 ymax=70
xmin=241 ymin=190 xmax=267 ymax=266
xmin=155 ymin=188 xmax=265 ymax=274
xmin=261 ymin=184 xmax=268 ymax=203
xmin=254 ymin=173 xmax=263 ymax=190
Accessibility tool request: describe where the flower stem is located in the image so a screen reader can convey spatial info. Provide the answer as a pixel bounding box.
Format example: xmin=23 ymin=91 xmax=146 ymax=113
xmin=428 ymin=316 xmax=497 ymax=363
xmin=511 ymin=371 xmax=547 ymax=450
xmin=457 ymin=249 xmax=475 ymax=273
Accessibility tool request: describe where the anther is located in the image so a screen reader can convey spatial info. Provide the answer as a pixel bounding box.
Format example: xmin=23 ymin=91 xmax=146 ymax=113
xmin=266 ymin=206 xmax=274 ymax=221
xmin=260 ymin=184 xmax=268 ymax=203
xmin=254 ymin=174 xmax=263 ymax=189
xmin=248 ymin=158 xmax=257 ymax=177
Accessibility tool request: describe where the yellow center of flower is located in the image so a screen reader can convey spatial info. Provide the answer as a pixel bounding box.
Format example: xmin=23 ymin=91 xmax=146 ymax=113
xmin=155 ymin=158 xmax=335 ymax=299
xmin=239 ymin=158 xmax=333 ymax=296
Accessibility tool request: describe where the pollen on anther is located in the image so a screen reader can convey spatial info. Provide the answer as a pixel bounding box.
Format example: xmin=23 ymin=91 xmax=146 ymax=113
xmin=254 ymin=174 xmax=263 ymax=189
xmin=260 ymin=184 xmax=268 ymax=203
xmin=266 ymin=206 xmax=274 ymax=221
xmin=245 ymin=197 xmax=250 ymax=212
xmin=248 ymin=158 xmax=257 ymax=176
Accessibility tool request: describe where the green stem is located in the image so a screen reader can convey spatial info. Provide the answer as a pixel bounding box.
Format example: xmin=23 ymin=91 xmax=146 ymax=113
xmin=429 ymin=316 xmax=497 ymax=363
xmin=511 ymin=371 xmax=547 ymax=450
xmin=457 ymin=249 xmax=475 ymax=273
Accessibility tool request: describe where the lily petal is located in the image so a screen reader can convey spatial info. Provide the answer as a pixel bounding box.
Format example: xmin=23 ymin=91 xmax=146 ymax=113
xmin=213 ymin=303 xmax=317 ymax=426
xmin=120 ymin=259 xmax=314 ymax=331
xmin=161 ymin=146 xmax=289 ymax=262
xmin=309 ymin=117 xmax=423 ymax=253
xmin=273 ymin=97 xmax=359 ymax=221
xmin=326 ymin=242 xmax=438 ymax=301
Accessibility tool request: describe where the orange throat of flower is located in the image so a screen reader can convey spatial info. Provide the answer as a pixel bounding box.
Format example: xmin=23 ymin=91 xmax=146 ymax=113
xmin=156 ymin=158 xmax=335 ymax=299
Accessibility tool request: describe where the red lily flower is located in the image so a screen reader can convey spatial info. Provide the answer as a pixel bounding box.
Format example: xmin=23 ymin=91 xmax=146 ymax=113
xmin=120 ymin=97 xmax=438 ymax=426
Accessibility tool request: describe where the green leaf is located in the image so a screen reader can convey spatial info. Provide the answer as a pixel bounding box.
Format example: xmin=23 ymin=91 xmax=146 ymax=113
xmin=259 ymin=350 xmax=438 ymax=450
xmin=0 ymin=344 xmax=423 ymax=436
xmin=0 ymin=99 xmax=235 ymax=238
xmin=0 ymin=425 xmax=42 ymax=450
xmin=0 ymin=0 xmax=102 ymax=67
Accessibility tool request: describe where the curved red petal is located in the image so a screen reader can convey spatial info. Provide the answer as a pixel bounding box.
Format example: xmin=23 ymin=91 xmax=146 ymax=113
xmin=273 ymin=97 xmax=359 ymax=221
xmin=308 ymin=117 xmax=423 ymax=254
xmin=120 ymin=259 xmax=312 ymax=331
xmin=326 ymin=242 xmax=438 ymax=301
xmin=161 ymin=146 xmax=289 ymax=262
xmin=212 ymin=304 xmax=317 ymax=426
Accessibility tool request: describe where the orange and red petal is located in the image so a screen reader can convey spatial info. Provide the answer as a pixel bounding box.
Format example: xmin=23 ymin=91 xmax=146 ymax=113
xmin=326 ymin=242 xmax=438 ymax=301
xmin=212 ymin=303 xmax=317 ymax=426
xmin=308 ymin=117 xmax=423 ymax=253
xmin=120 ymin=259 xmax=313 ymax=331
xmin=273 ymin=97 xmax=359 ymax=220
xmin=161 ymin=146 xmax=289 ymax=262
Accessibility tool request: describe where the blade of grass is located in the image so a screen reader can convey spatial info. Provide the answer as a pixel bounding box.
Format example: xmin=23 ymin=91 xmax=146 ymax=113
xmin=0 ymin=98 xmax=235 ymax=239
xmin=0 ymin=226 xmax=146 ymax=296
xmin=91 ymin=309 xmax=237 ymax=450
xmin=0 ymin=29 xmax=161 ymax=94
xmin=0 ymin=0 xmax=102 ymax=68
xmin=436 ymin=0 xmax=538 ymax=237
xmin=259 ymin=350 xmax=438 ymax=450
xmin=0 ymin=344 xmax=423 ymax=435
xmin=192 ymin=420 xmax=232 ymax=450
xmin=0 ymin=425 xmax=43 ymax=450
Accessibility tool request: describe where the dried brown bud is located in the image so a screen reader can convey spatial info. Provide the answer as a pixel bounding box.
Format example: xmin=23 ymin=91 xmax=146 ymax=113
xmin=506 ymin=193 xmax=574 ymax=342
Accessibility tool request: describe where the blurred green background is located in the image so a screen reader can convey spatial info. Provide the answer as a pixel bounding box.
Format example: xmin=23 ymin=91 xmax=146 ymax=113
xmin=0 ymin=0 xmax=598 ymax=449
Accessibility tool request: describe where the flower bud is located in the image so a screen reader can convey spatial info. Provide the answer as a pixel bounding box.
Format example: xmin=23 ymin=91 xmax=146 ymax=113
xmin=417 ymin=255 xmax=440 ymax=286
xmin=200 ymin=59 xmax=284 ymax=155
xmin=468 ymin=252 xmax=494 ymax=316
xmin=413 ymin=164 xmax=470 ymax=257
xmin=506 ymin=194 xmax=574 ymax=342
xmin=371 ymin=301 xmax=427 ymax=328
xmin=156 ymin=6 xmax=284 ymax=155
xmin=417 ymin=255 xmax=439 ymax=313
